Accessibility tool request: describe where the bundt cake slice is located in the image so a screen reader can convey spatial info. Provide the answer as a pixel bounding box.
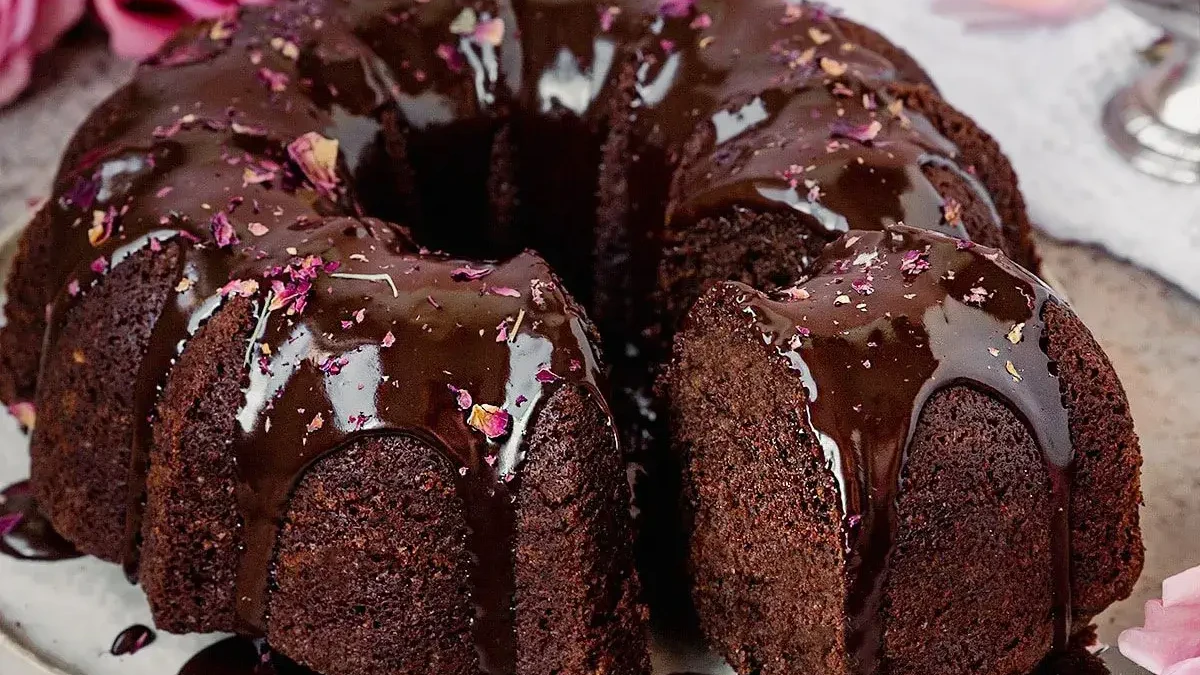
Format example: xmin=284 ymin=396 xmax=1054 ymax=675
xmin=666 ymin=226 xmax=1142 ymax=675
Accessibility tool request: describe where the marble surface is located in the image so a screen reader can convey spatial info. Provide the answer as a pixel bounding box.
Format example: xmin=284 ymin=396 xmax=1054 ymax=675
xmin=0 ymin=26 xmax=1195 ymax=663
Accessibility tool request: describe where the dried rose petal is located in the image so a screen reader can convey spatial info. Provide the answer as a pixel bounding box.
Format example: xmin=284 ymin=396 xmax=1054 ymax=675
xmin=211 ymin=212 xmax=238 ymax=248
xmin=287 ymin=132 xmax=340 ymax=198
xmin=448 ymin=384 xmax=473 ymax=410
xmin=467 ymin=403 xmax=511 ymax=439
xmin=450 ymin=265 xmax=493 ymax=281
xmin=243 ymin=165 xmax=276 ymax=187
xmin=258 ymin=67 xmax=289 ymax=92
xmin=88 ymin=208 xmax=116 ymax=247
xmin=472 ymin=18 xmax=505 ymax=47
xmin=831 ymin=119 xmax=883 ymax=143
xmin=535 ymin=367 xmax=561 ymax=383
xmin=851 ymin=277 xmax=874 ymax=295
xmin=449 ymin=7 xmax=478 ymax=35
xmin=658 ymin=0 xmax=694 ymax=18
xmin=319 ymin=355 xmax=349 ymax=375
xmin=599 ymin=5 xmax=620 ymax=31
xmin=306 ymin=412 xmax=325 ymax=433
xmin=436 ymin=43 xmax=464 ymax=73
xmin=7 ymin=402 xmax=35 ymax=431
xmin=488 ymin=286 xmax=521 ymax=298
xmin=269 ymin=279 xmax=312 ymax=314
xmin=900 ymin=249 xmax=930 ymax=276
xmin=219 ymin=278 xmax=260 ymax=297
xmin=91 ymin=257 xmax=109 ymax=274
xmin=381 ymin=331 xmax=396 ymax=348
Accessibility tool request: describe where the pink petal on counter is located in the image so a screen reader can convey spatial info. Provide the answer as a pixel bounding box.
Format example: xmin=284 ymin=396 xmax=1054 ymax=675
xmin=1164 ymin=566 xmax=1200 ymax=607
xmin=1146 ymin=599 xmax=1200 ymax=631
xmin=1166 ymin=658 xmax=1200 ymax=675
xmin=1119 ymin=628 xmax=1200 ymax=674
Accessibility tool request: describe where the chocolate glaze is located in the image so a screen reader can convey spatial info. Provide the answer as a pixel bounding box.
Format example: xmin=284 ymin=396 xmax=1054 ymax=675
xmin=729 ymin=226 xmax=1072 ymax=673
xmin=177 ymin=636 xmax=315 ymax=675
xmin=33 ymin=5 xmax=602 ymax=672
xmin=111 ymin=624 xmax=157 ymax=656
xmin=26 ymin=0 xmax=1041 ymax=672
xmin=0 ymin=481 xmax=81 ymax=561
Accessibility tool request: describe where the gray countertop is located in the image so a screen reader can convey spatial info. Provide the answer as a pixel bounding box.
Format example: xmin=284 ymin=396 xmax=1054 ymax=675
xmin=0 ymin=36 xmax=1195 ymax=647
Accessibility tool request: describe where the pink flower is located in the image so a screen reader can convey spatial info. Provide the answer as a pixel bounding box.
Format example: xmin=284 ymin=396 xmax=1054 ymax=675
xmin=1120 ymin=565 xmax=1200 ymax=674
xmin=932 ymin=0 xmax=1106 ymax=28
xmin=0 ymin=0 xmax=86 ymax=107
xmin=92 ymin=0 xmax=274 ymax=59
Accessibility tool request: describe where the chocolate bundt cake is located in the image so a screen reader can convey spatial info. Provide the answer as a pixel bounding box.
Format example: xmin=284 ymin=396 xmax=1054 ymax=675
xmin=0 ymin=0 xmax=1141 ymax=673
xmin=666 ymin=227 xmax=1143 ymax=675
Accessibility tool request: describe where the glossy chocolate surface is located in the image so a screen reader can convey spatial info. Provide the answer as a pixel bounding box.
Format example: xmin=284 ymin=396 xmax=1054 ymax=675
xmin=29 ymin=0 xmax=1039 ymax=672
xmin=0 ymin=480 xmax=82 ymax=561
xmin=110 ymin=624 xmax=157 ymax=656
xmin=177 ymin=637 xmax=315 ymax=675
xmin=729 ymin=226 xmax=1072 ymax=672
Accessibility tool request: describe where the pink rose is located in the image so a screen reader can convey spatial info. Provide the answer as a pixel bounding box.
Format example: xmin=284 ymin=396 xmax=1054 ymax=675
xmin=93 ymin=0 xmax=274 ymax=59
xmin=1120 ymin=565 xmax=1200 ymax=674
xmin=0 ymin=0 xmax=86 ymax=107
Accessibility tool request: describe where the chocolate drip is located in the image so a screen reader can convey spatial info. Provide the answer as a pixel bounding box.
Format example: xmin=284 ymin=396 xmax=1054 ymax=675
xmin=177 ymin=636 xmax=315 ymax=675
xmin=0 ymin=481 xmax=81 ymax=561
xmin=731 ymin=226 xmax=1073 ymax=673
xmin=28 ymin=0 xmax=1041 ymax=672
xmin=110 ymin=624 xmax=157 ymax=656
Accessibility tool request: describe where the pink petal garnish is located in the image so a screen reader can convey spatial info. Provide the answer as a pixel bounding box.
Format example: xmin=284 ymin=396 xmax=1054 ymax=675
xmin=1164 ymin=566 xmax=1200 ymax=608
xmin=599 ymin=5 xmax=620 ymax=31
xmin=257 ymin=67 xmax=289 ymax=92
xmin=306 ymin=412 xmax=325 ymax=433
xmin=243 ymin=165 xmax=276 ymax=186
xmin=488 ymin=286 xmax=520 ymax=298
xmin=472 ymin=18 xmax=505 ymax=47
xmin=448 ymin=384 xmax=473 ymax=410
xmin=436 ymin=43 xmax=464 ymax=73
xmin=535 ymin=367 xmax=561 ymax=383
xmin=91 ymin=257 xmax=109 ymax=274
xmin=7 ymin=402 xmax=36 ymax=430
xmin=690 ymin=13 xmax=711 ymax=29
xmin=219 ymin=278 xmax=260 ymax=297
xmin=450 ymin=265 xmax=493 ymax=281
xmin=287 ymin=132 xmax=340 ymax=198
xmin=467 ymin=403 xmax=511 ymax=439
xmin=248 ymin=222 xmax=269 ymax=236
xmin=658 ymin=0 xmax=694 ymax=18
xmin=211 ymin=211 xmax=238 ymax=248
xmin=381 ymin=331 xmax=396 ymax=348
xmin=66 ymin=280 xmax=81 ymax=297
xmin=900 ymin=249 xmax=931 ymax=276
xmin=832 ymin=119 xmax=883 ymax=143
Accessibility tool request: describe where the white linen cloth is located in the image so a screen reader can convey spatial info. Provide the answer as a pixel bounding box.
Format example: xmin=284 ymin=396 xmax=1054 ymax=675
xmin=836 ymin=0 xmax=1200 ymax=297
